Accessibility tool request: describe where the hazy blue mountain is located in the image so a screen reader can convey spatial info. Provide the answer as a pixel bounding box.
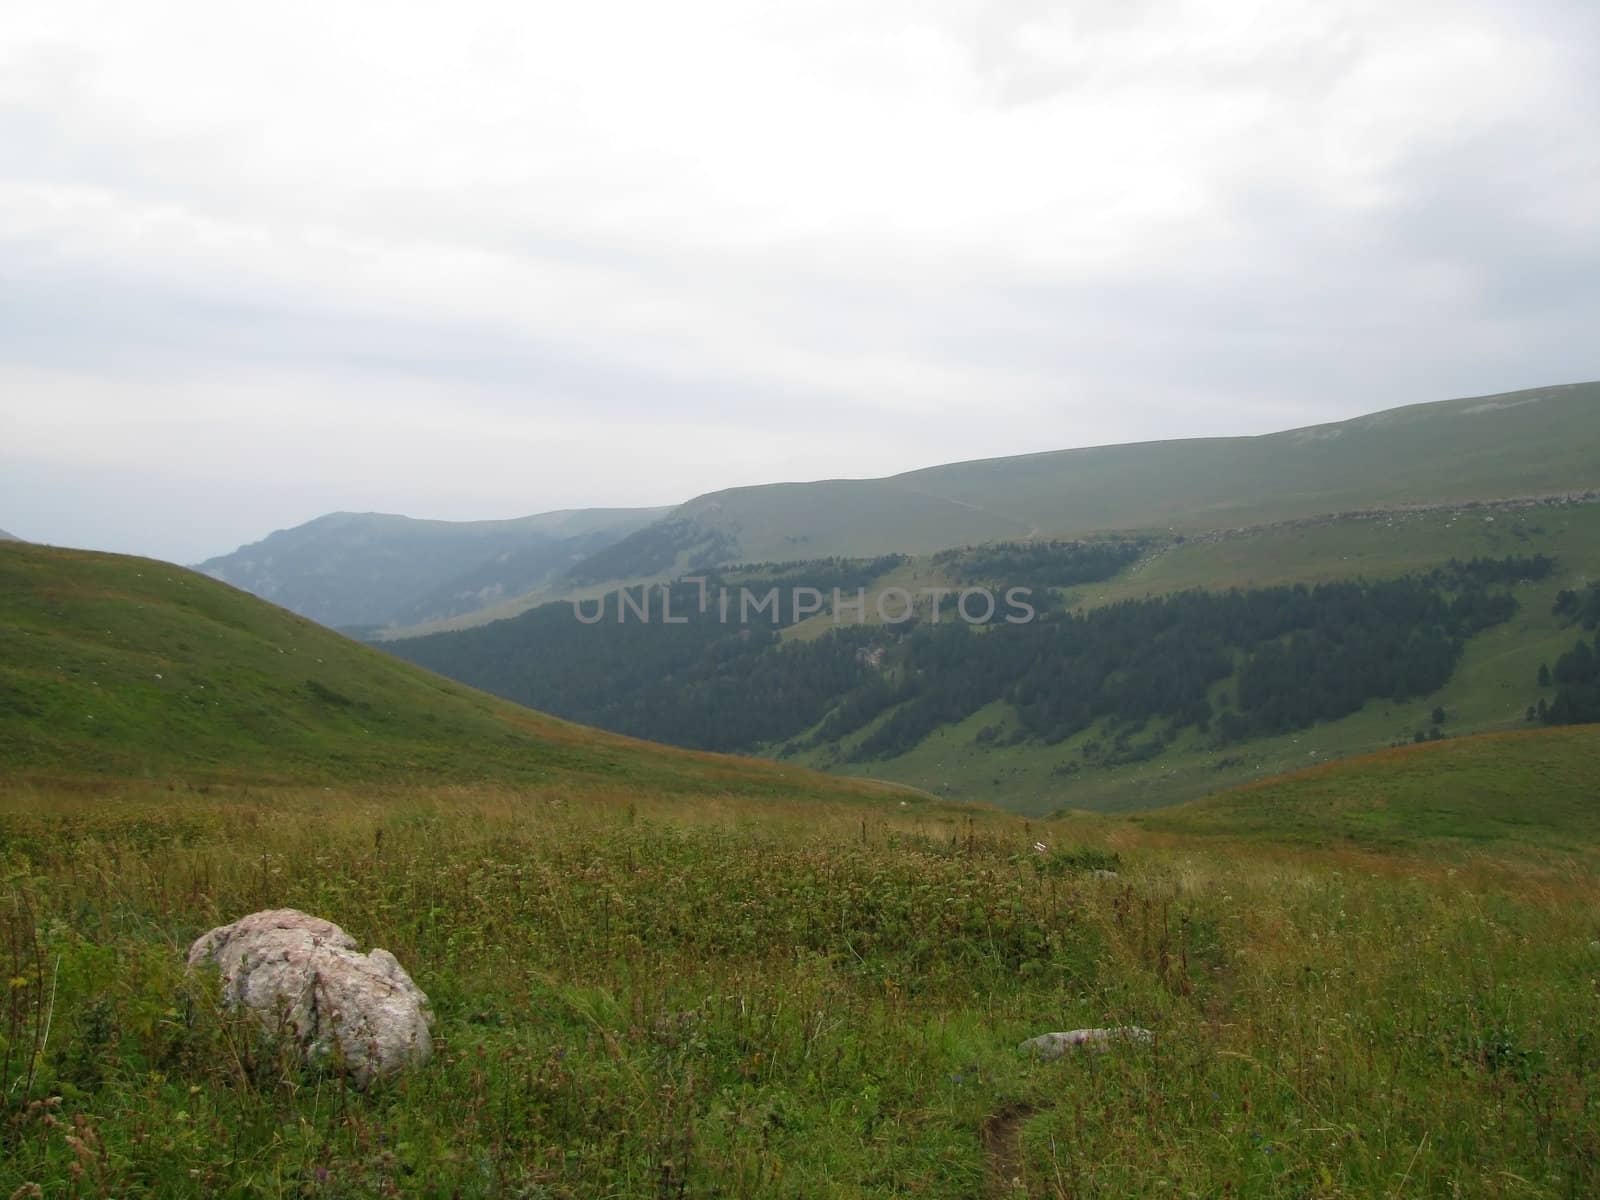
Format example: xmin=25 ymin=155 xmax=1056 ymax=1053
xmin=195 ymin=507 xmax=668 ymax=629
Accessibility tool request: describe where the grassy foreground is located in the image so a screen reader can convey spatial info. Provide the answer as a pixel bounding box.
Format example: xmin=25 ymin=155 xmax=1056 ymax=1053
xmin=5 ymin=540 xmax=1599 ymax=1195
xmin=5 ymin=773 xmax=1600 ymax=1198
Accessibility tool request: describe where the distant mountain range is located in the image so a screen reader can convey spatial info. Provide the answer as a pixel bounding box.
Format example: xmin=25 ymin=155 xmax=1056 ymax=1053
xmin=0 ymin=529 xmax=18 ymax=542
xmin=194 ymin=507 xmax=668 ymax=630
xmin=200 ymin=382 xmax=1599 ymax=633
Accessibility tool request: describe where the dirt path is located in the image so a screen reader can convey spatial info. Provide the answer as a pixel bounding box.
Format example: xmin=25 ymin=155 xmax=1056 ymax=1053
xmin=980 ymin=1101 xmax=1038 ymax=1197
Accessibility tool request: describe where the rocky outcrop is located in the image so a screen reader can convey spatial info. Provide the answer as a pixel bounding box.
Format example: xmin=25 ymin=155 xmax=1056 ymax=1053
xmin=187 ymin=909 xmax=432 ymax=1086
xmin=1019 ymin=1027 xmax=1153 ymax=1061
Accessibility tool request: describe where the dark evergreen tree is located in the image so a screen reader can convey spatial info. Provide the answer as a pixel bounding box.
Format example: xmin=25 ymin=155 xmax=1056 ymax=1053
xmin=1541 ymin=636 xmax=1600 ymax=726
xmin=390 ymin=556 xmax=1536 ymax=758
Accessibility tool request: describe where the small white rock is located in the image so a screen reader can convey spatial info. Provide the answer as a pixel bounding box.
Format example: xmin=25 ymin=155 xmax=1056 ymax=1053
xmin=1019 ymin=1027 xmax=1154 ymax=1061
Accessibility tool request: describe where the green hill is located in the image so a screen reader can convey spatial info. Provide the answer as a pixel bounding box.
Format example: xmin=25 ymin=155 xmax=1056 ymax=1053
xmin=8 ymin=539 xmax=1600 ymax=1197
xmin=0 ymin=540 xmax=902 ymax=806
xmin=375 ymin=381 xmax=1600 ymax=637
xmin=575 ymin=382 xmax=1600 ymax=580
xmin=1137 ymin=724 xmax=1600 ymax=852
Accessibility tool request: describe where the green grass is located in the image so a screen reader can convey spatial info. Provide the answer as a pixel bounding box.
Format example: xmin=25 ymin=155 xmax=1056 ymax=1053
xmin=1084 ymin=499 xmax=1600 ymax=608
xmin=1140 ymin=724 xmax=1600 ymax=852
xmin=0 ymin=542 xmax=911 ymax=808
xmin=5 ymin=779 xmax=1600 ymax=1197
xmin=667 ymin=382 xmax=1600 ymax=565
xmin=6 ymin=540 xmax=1600 ymax=1195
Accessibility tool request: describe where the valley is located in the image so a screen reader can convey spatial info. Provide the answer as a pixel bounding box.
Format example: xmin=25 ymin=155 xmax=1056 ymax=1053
xmin=4 ymin=545 xmax=1598 ymax=1194
xmin=187 ymin=384 xmax=1599 ymax=639
xmin=388 ymin=495 xmax=1600 ymax=813
xmin=9 ymin=8 xmax=1599 ymax=1193
xmin=4 ymin=386 xmax=1599 ymax=1197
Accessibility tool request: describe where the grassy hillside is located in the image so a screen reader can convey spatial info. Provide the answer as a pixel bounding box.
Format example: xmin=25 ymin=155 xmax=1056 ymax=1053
xmin=1137 ymin=724 xmax=1600 ymax=851
xmin=0 ymin=541 xmax=904 ymax=806
xmin=774 ymin=493 xmax=1600 ymax=640
xmin=386 ymin=498 xmax=1600 ymax=815
xmin=7 ymin=537 xmax=1600 ymax=1194
xmin=384 ymin=382 xmax=1599 ymax=637
xmin=819 ymin=499 xmax=1600 ymax=813
xmin=595 ymin=382 xmax=1600 ymax=573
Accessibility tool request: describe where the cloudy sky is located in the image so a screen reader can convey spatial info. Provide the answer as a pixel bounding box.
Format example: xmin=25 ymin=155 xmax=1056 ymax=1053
xmin=3 ymin=0 xmax=1596 ymax=563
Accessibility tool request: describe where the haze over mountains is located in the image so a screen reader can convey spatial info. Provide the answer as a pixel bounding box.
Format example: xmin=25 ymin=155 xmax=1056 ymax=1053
xmin=199 ymin=383 xmax=1599 ymax=635
xmin=194 ymin=507 xmax=667 ymax=630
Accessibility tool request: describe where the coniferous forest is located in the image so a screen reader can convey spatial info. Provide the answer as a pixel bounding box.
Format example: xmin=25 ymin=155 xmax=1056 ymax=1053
xmin=1539 ymin=582 xmax=1600 ymax=725
xmin=391 ymin=551 xmax=1558 ymax=760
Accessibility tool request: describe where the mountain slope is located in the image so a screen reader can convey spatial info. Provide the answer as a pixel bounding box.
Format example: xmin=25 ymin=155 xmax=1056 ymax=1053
xmin=0 ymin=540 xmax=905 ymax=805
xmin=195 ymin=506 xmax=668 ymax=629
xmin=585 ymin=382 xmax=1599 ymax=576
xmin=0 ymin=529 xmax=19 ymax=541
xmin=1137 ymin=724 xmax=1600 ymax=852
xmin=389 ymin=496 xmax=1600 ymax=813
xmin=230 ymin=383 xmax=1600 ymax=639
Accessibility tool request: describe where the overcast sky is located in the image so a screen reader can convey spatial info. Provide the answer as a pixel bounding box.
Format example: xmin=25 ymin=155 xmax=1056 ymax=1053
xmin=3 ymin=0 xmax=1597 ymax=563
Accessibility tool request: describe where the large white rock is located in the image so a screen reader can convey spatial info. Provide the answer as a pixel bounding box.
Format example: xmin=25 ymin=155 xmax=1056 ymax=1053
xmin=187 ymin=908 xmax=432 ymax=1086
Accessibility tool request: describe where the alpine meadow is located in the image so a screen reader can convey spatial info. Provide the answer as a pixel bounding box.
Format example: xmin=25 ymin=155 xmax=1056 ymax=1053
xmin=8 ymin=382 xmax=1600 ymax=1197
xmin=7 ymin=2 xmax=1600 ymax=1195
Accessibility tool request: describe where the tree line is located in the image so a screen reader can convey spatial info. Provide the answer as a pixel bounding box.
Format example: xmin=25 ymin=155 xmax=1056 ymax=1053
xmin=838 ymin=575 xmax=1518 ymax=761
xmin=932 ymin=538 xmax=1147 ymax=589
xmin=1536 ymin=582 xmax=1600 ymax=726
xmin=389 ymin=554 xmax=1541 ymax=762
